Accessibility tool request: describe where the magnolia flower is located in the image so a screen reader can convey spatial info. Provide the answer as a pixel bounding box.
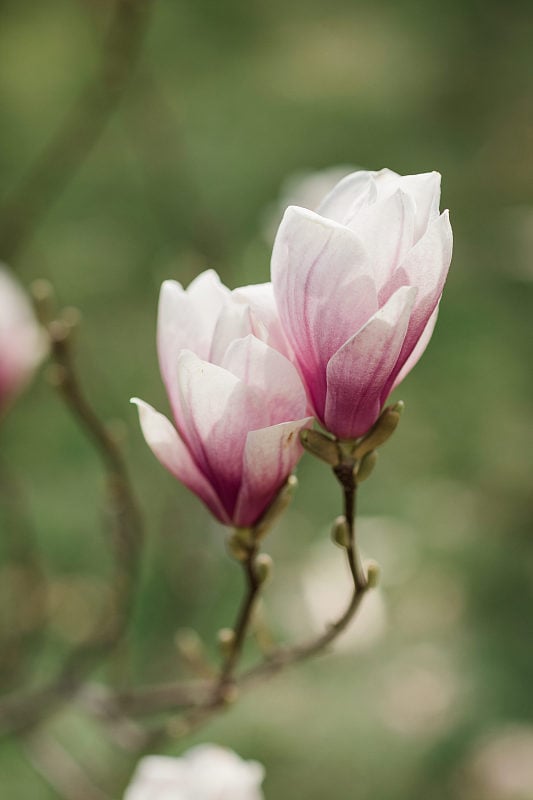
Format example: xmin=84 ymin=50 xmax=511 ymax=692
xmin=133 ymin=270 xmax=312 ymax=527
xmin=272 ymin=169 xmax=453 ymax=439
xmin=124 ymin=744 xmax=265 ymax=800
xmin=0 ymin=265 xmax=44 ymax=415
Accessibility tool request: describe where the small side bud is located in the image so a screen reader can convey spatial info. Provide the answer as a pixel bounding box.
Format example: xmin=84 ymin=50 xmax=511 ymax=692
xmin=253 ymin=474 xmax=298 ymax=540
xmin=227 ymin=528 xmax=254 ymax=561
xmin=175 ymin=628 xmax=203 ymax=660
xmin=365 ymin=560 xmax=380 ymax=588
xmin=31 ymin=279 xmax=55 ymax=324
xmin=331 ymin=515 xmax=350 ymax=548
xmin=355 ymin=450 xmax=378 ymax=483
xmin=300 ymin=429 xmax=340 ymax=466
xmin=217 ymin=627 xmax=236 ymax=657
xmin=355 ymin=402 xmax=404 ymax=458
xmin=255 ymin=554 xmax=273 ymax=584
xmin=61 ymin=306 xmax=82 ymax=332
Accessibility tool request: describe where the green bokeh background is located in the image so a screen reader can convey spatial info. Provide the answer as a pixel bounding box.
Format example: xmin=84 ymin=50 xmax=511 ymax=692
xmin=1 ymin=0 xmax=532 ymax=797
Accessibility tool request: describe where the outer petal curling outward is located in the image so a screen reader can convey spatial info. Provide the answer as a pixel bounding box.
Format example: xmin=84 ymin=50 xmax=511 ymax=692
xmin=324 ymin=286 xmax=417 ymax=439
xmin=132 ymin=398 xmax=230 ymax=524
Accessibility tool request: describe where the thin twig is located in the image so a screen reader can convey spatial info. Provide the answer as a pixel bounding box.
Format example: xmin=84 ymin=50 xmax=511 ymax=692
xmin=0 ymin=313 xmax=143 ymax=736
xmin=0 ymin=0 xmax=153 ymax=262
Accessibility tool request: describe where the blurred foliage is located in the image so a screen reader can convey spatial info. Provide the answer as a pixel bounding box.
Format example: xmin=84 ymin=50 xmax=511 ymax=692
xmin=0 ymin=0 xmax=532 ymax=797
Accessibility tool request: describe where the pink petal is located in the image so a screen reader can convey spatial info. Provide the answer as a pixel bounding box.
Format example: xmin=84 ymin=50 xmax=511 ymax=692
xmin=382 ymin=210 xmax=453 ymax=388
xmin=233 ymin=417 xmax=313 ymax=527
xmin=375 ymin=171 xmax=442 ymax=241
xmin=233 ymin=281 xmax=294 ymax=360
xmin=176 ymin=350 xmax=251 ymax=517
xmin=391 ymin=304 xmax=439 ymax=391
xmin=157 ymin=271 xmax=229 ymax=411
xmin=272 ymin=206 xmax=376 ymax=417
xmin=348 ymin=188 xmax=417 ymax=290
xmin=324 ymin=286 xmax=417 ymax=439
xmin=316 ymin=170 xmax=377 ymax=226
xmin=131 ymin=398 xmax=230 ymax=524
xmin=208 ymin=301 xmax=254 ymax=365
xmin=221 ymin=335 xmax=307 ymax=427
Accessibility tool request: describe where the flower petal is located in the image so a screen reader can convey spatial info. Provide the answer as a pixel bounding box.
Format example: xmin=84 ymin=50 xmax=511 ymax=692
xmin=221 ymin=335 xmax=308 ymax=426
xmin=233 ymin=281 xmax=294 ymax=360
xmin=348 ymin=188 xmax=417 ymax=290
xmin=324 ymin=286 xmax=417 ymax=438
xmin=176 ymin=351 xmax=251 ymax=517
xmin=208 ymin=301 xmax=254 ymax=365
xmin=382 ymin=210 xmax=453 ymax=388
xmin=316 ymin=170 xmax=377 ymax=225
xmin=233 ymin=417 xmax=313 ymax=527
xmin=131 ymin=398 xmax=230 ymax=524
xmin=272 ymin=205 xmax=376 ymax=417
xmin=391 ymin=303 xmax=439 ymax=391
xmin=157 ymin=270 xmax=229 ymax=411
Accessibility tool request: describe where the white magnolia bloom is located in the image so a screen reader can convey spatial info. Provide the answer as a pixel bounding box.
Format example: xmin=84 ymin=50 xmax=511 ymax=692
xmin=124 ymin=744 xmax=265 ymax=800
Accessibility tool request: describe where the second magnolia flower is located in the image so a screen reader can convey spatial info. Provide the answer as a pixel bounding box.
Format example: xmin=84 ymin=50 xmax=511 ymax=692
xmin=133 ymin=271 xmax=312 ymax=528
xmin=272 ymin=168 xmax=453 ymax=439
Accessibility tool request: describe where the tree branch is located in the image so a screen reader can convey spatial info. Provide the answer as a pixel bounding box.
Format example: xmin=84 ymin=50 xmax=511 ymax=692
xmin=0 ymin=0 xmax=153 ymax=262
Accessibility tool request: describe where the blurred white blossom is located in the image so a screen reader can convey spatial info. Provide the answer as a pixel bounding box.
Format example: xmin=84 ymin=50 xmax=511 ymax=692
xmin=124 ymin=744 xmax=265 ymax=800
xmin=458 ymin=725 xmax=533 ymax=800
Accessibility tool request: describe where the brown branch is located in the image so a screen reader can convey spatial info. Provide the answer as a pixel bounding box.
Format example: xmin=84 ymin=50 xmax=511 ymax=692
xmin=0 ymin=0 xmax=153 ymax=262
xmin=0 ymin=307 xmax=143 ymax=736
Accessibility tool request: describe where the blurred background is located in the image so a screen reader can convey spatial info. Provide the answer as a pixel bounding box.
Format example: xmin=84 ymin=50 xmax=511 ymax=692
xmin=1 ymin=0 xmax=532 ymax=797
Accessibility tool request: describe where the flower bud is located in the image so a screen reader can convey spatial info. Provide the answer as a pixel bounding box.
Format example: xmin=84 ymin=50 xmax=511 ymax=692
xmin=366 ymin=560 xmax=380 ymax=588
xmin=354 ymin=401 xmax=404 ymax=459
xmin=299 ymin=428 xmax=340 ymax=466
xmin=331 ymin=515 xmax=350 ymax=548
xmin=255 ymin=554 xmax=273 ymax=584
xmin=355 ymin=450 xmax=378 ymax=483
xmin=217 ymin=627 xmax=236 ymax=657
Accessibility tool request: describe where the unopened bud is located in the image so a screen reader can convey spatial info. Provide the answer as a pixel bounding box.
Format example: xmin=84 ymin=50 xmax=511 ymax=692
xmin=356 ymin=450 xmax=378 ymax=483
xmin=365 ymin=560 xmax=380 ymax=588
xmin=331 ymin=515 xmax=351 ymax=548
xmin=255 ymin=554 xmax=273 ymax=584
xmin=61 ymin=306 xmax=82 ymax=331
xmin=355 ymin=402 xmax=404 ymax=458
xmin=217 ymin=627 xmax=236 ymax=657
xmin=175 ymin=628 xmax=203 ymax=660
xmin=300 ymin=429 xmax=340 ymax=466
xmin=227 ymin=528 xmax=254 ymax=561
xmin=31 ymin=279 xmax=55 ymax=324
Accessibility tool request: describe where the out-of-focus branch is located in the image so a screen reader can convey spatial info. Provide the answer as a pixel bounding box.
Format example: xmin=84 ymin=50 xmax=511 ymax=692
xmin=0 ymin=289 xmax=143 ymax=736
xmin=0 ymin=0 xmax=153 ymax=263
xmin=0 ymin=464 xmax=48 ymax=690
xmin=25 ymin=733 xmax=111 ymax=800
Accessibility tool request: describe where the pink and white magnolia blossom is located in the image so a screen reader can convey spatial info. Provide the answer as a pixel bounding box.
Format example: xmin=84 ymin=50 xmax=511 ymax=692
xmin=124 ymin=744 xmax=265 ymax=800
xmin=272 ymin=169 xmax=453 ymax=439
xmin=133 ymin=270 xmax=312 ymax=528
xmin=0 ymin=265 xmax=44 ymax=415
